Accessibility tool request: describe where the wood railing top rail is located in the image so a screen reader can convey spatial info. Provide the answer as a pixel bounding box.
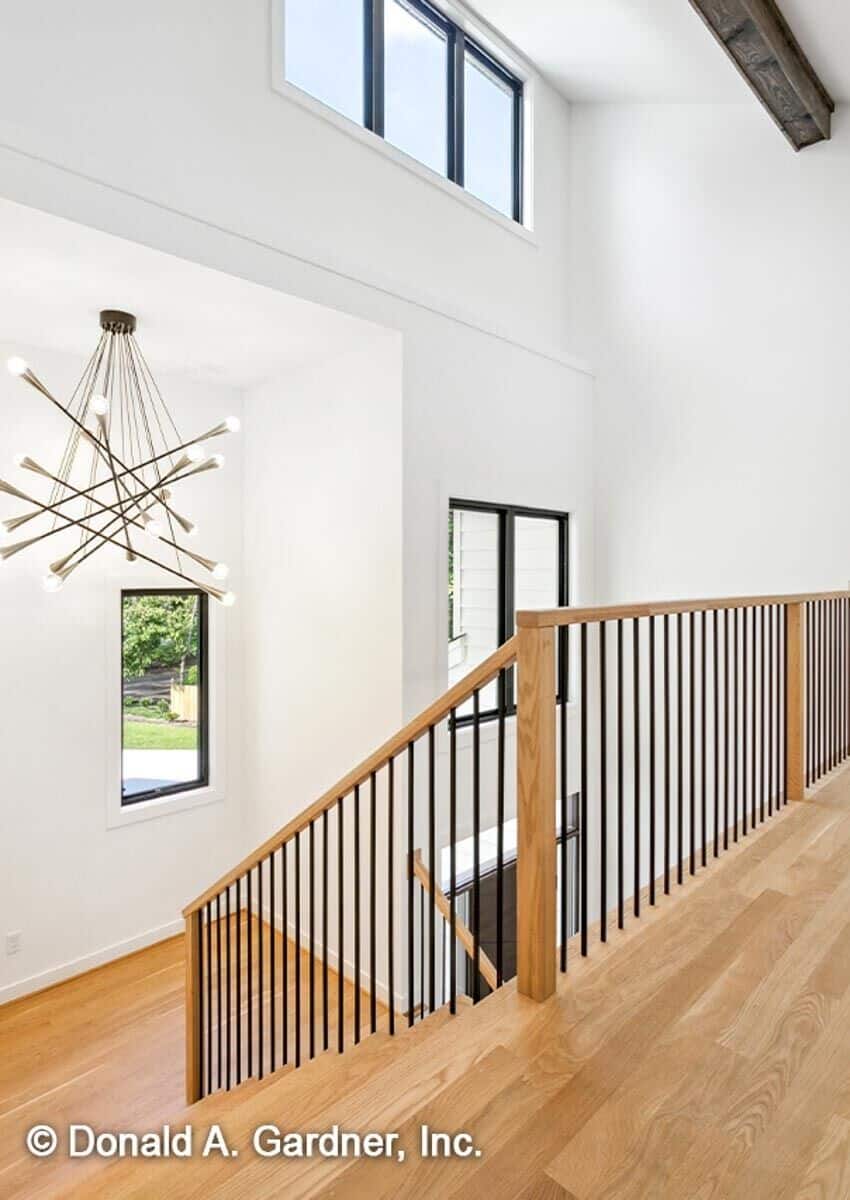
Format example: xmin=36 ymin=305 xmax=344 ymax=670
xmin=516 ymin=590 xmax=850 ymax=630
xmin=184 ymin=635 xmax=518 ymax=917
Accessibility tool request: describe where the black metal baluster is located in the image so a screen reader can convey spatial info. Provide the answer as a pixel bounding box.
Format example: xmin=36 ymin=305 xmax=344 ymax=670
xmin=617 ymin=619 xmax=625 ymax=927
xmin=216 ymin=893 xmax=222 ymax=1091
xmin=664 ymin=614 xmax=671 ymax=894
xmin=496 ymin=666 xmax=505 ymax=983
xmin=649 ymin=616 xmax=657 ymax=905
xmin=387 ymin=761 xmax=395 ymax=1036
xmin=713 ymin=609 xmax=719 ymax=857
xmin=689 ymin=611 xmax=696 ymax=875
xmin=206 ymin=902 xmax=212 ymax=1092
xmin=198 ymin=909 xmax=205 ymax=1098
xmin=701 ymin=609 xmax=707 ymax=867
xmin=768 ymin=606 xmax=774 ymax=817
xmin=247 ymin=871 xmax=253 ymax=1077
xmin=407 ymin=743 xmax=414 ymax=1027
xmin=370 ymin=773 xmax=378 ymax=1036
xmin=733 ymin=608 xmax=739 ymax=841
xmin=450 ymin=711 xmax=457 ymax=1007
xmin=309 ymin=820 xmax=316 ymax=1058
xmin=806 ymin=602 xmax=812 ymax=787
xmin=226 ymin=885 xmax=231 ymax=1090
xmin=723 ymin=609 xmax=730 ymax=850
xmin=600 ymin=621 xmax=608 ymax=942
xmin=752 ymin=608 xmax=759 ymax=825
xmin=473 ymin=690 xmax=481 ymax=1000
xmin=257 ymin=861 xmax=263 ymax=1080
xmin=428 ymin=727 xmax=436 ymax=1016
xmin=559 ymin=630 xmax=568 ymax=967
xmin=817 ymin=600 xmax=821 ymax=779
xmin=743 ymin=606 xmax=749 ymax=836
xmin=336 ymin=798 xmax=343 ymax=1054
xmin=269 ymin=852 xmax=275 ymax=1074
xmin=677 ymin=613 xmax=684 ymax=884
xmin=294 ymin=833 xmax=301 ymax=1067
xmin=236 ymin=878 xmax=242 ymax=1085
xmin=323 ymin=810 xmax=329 ymax=1051
xmin=282 ymin=843 xmax=289 ymax=1066
xmin=353 ymin=786 xmax=360 ymax=1045
xmin=760 ymin=606 xmax=766 ymax=823
xmin=634 ymin=617 xmax=641 ymax=917
xmin=580 ymin=623 xmax=588 ymax=955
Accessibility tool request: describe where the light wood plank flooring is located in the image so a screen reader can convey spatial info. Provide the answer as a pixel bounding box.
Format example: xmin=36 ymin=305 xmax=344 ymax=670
xmin=5 ymin=765 xmax=850 ymax=1198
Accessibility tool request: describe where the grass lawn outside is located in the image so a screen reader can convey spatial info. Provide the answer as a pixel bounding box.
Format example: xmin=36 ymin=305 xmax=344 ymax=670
xmin=123 ymin=718 xmax=198 ymax=750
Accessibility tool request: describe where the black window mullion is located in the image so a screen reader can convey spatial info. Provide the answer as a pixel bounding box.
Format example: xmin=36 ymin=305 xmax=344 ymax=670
xmin=448 ymin=27 xmax=465 ymax=185
xmin=512 ymin=83 xmax=523 ymax=223
xmin=503 ymin=510 xmax=516 ymax=712
xmin=365 ymin=0 xmax=385 ymax=135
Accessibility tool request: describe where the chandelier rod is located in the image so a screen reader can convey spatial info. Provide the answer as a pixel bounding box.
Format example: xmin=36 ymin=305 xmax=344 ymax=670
xmin=2 ymin=478 xmax=226 ymax=598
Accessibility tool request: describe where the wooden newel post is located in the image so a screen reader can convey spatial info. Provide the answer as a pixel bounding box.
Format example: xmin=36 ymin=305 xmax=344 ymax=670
xmin=516 ymin=621 xmax=557 ymax=1002
xmin=786 ymin=602 xmax=806 ymax=802
xmin=185 ymin=909 xmax=203 ymax=1104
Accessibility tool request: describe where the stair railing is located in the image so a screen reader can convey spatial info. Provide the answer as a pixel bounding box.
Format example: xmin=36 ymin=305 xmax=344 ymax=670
xmin=184 ymin=589 xmax=850 ymax=1104
xmin=183 ymin=637 xmax=517 ymax=1102
xmin=517 ymin=590 xmax=850 ymax=994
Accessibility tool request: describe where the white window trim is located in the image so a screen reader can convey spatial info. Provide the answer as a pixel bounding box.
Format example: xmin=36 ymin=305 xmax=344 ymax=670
xmin=105 ymin=577 xmax=227 ymax=829
xmin=270 ymin=0 xmax=537 ymax=242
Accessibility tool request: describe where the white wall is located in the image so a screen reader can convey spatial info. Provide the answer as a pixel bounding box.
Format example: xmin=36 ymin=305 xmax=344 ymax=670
xmin=0 ymin=342 xmax=246 ymax=999
xmin=569 ymin=101 xmax=850 ymax=605
xmin=0 ymin=0 xmax=574 ymax=356
xmin=243 ymin=336 xmax=404 ymax=839
xmin=0 ymin=2 xmax=597 ymax=998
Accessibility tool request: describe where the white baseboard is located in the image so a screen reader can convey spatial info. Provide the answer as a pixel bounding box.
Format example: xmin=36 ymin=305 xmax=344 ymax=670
xmin=0 ymin=918 xmax=184 ymax=1006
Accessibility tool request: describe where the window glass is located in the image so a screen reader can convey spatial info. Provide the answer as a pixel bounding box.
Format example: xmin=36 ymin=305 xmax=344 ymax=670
xmin=464 ymin=51 xmax=515 ymax=217
xmin=122 ymin=592 xmax=207 ymax=803
xmin=449 ymin=502 xmax=568 ymax=720
xmin=514 ymin=516 xmax=560 ymax=623
xmin=385 ymin=0 xmax=448 ymax=175
xmin=284 ymin=0 xmax=365 ymax=124
xmin=449 ymin=507 xmax=500 ymax=712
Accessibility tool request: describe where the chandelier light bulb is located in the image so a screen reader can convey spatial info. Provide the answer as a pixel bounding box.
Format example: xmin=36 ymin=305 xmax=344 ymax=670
xmin=145 ymin=518 xmax=164 ymax=538
xmin=42 ymin=573 xmax=64 ymax=593
xmin=7 ymin=356 xmax=28 ymax=377
xmin=89 ymin=394 xmax=110 ymax=417
xmin=212 ymin=562 xmax=229 ymax=580
xmin=221 ymin=591 xmax=236 ymax=607
xmin=13 ymin=453 xmax=26 ymax=468
xmin=186 ymin=443 xmax=206 ymax=463
xmin=185 ymin=522 xmax=198 ymax=538
xmin=211 ymin=453 xmax=225 ymax=469
xmin=224 ymin=416 xmax=241 ymax=434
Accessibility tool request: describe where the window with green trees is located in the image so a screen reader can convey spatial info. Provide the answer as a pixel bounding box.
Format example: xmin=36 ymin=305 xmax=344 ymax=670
xmin=121 ymin=590 xmax=208 ymax=804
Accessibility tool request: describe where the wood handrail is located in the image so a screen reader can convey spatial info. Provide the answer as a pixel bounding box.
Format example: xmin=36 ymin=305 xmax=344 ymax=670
xmin=516 ymin=590 xmax=850 ymax=629
xmin=412 ymin=850 xmax=498 ymax=993
xmin=183 ymin=635 xmax=518 ymax=916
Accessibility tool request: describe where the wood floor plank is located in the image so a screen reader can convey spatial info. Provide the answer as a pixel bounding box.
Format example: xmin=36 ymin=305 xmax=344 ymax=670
xmin=6 ymin=764 xmax=850 ymax=1199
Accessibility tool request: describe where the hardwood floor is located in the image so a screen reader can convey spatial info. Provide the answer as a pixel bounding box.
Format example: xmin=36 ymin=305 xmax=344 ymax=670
xmin=6 ymin=766 xmax=850 ymax=1197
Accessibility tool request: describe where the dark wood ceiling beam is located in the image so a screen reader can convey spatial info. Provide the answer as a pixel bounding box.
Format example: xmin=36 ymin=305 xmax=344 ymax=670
xmin=689 ymin=0 xmax=835 ymax=150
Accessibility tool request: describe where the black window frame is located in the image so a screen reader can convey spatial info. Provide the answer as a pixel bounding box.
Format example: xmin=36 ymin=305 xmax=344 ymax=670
xmin=449 ymin=498 xmax=569 ymax=726
xmin=120 ymin=587 xmax=210 ymax=807
xmin=286 ymin=0 xmax=524 ymax=223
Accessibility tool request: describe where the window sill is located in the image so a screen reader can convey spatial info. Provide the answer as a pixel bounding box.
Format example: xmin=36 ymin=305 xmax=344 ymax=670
xmin=270 ymin=79 xmax=538 ymax=246
xmin=107 ymin=783 xmax=225 ymax=830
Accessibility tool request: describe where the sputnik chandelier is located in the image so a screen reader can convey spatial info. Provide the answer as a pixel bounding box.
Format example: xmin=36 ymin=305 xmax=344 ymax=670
xmin=2 ymin=309 xmax=238 ymax=603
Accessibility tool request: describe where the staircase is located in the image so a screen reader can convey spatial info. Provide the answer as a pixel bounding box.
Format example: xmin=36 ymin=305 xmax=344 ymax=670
xmin=164 ymin=591 xmax=850 ymax=1187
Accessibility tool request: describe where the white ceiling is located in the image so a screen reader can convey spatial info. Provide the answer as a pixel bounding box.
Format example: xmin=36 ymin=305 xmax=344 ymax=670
xmin=0 ymin=199 xmax=382 ymax=390
xmin=472 ymin=0 xmax=847 ymax=103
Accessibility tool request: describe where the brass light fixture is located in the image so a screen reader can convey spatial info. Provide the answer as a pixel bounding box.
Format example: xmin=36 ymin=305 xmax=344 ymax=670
xmin=2 ymin=309 xmax=238 ymax=602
